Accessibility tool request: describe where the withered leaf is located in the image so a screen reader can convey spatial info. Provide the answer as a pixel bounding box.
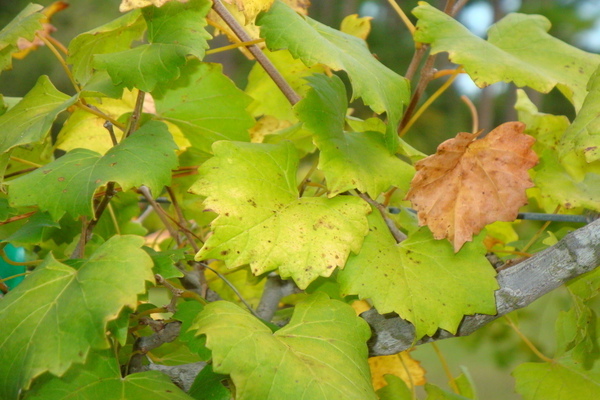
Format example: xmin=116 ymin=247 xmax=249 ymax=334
xmin=405 ymin=121 xmax=538 ymax=251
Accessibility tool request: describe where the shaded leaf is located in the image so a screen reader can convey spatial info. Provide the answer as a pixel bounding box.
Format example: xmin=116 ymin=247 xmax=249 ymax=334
xmin=24 ymin=349 xmax=193 ymax=400
xmin=67 ymin=10 xmax=145 ymax=86
xmin=0 ymin=76 xmax=76 ymax=155
xmin=258 ymin=0 xmax=410 ymax=152
xmin=8 ymin=120 xmax=178 ymax=220
xmin=188 ymin=364 xmax=230 ymax=400
xmin=0 ymin=4 xmax=44 ymax=71
xmin=191 ymin=141 xmax=370 ymax=289
xmin=413 ymin=3 xmax=600 ymax=110
xmin=405 ymin=122 xmax=538 ymax=251
xmin=191 ymin=292 xmax=377 ymax=400
xmin=296 ymin=74 xmax=414 ymax=197
xmin=153 ymin=61 xmax=254 ymax=154
xmin=338 ymin=211 xmax=497 ymax=339
xmin=0 ymin=236 xmax=154 ymax=399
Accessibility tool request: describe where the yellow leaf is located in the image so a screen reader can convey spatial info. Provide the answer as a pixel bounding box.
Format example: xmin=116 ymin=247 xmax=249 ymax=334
xmin=369 ymin=351 xmax=427 ymax=391
xmin=340 ymin=14 xmax=372 ymax=40
xmin=119 ymin=0 xmax=189 ymax=12
xmin=351 ymin=299 xmax=371 ymax=315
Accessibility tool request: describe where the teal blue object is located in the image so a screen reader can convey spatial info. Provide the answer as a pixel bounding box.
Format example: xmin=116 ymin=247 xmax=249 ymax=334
xmin=0 ymin=244 xmax=26 ymax=290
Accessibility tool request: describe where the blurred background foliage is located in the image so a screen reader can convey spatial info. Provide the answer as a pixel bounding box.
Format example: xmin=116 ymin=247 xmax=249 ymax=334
xmin=1 ymin=1 xmax=598 ymax=398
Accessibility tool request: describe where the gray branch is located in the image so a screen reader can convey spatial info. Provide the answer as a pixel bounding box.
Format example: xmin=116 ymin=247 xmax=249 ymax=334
xmin=364 ymin=218 xmax=600 ymax=356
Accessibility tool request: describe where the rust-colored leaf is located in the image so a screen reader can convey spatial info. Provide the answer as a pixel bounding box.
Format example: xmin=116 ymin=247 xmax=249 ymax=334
xmin=405 ymin=121 xmax=538 ymax=251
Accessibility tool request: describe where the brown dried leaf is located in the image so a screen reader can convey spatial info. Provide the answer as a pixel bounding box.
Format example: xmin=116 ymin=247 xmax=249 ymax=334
xmin=405 ymin=121 xmax=538 ymax=252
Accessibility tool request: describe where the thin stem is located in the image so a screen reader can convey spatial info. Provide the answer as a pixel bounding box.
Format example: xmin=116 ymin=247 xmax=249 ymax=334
xmin=505 ymin=316 xmax=554 ymax=363
xmin=452 ymin=0 xmax=471 ymax=16
xmin=460 ymin=95 xmax=479 ymax=133
xmin=165 ymin=186 xmax=201 ymax=252
xmin=431 ymin=342 xmax=460 ymax=394
xmin=203 ymin=262 xmax=260 ymax=318
xmin=125 ymin=89 xmax=146 ymax=138
xmin=297 ymin=161 xmax=319 ymax=196
xmin=45 ymin=34 xmax=68 ymax=55
xmin=0 ymin=271 xmax=30 ymax=284
xmin=3 ymin=167 xmax=37 ymax=179
xmin=382 ymin=187 xmax=397 ymax=207
xmin=404 ymin=45 xmax=428 ymax=82
xmin=0 ymin=211 xmax=36 ymax=226
xmin=37 ymin=33 xmax=80 ymax=94
xmin=75 ymin=101 xmax=126 ymax=131
xmin=358 ymin=193 xmax=407 ymax=242
xmin=107 ymin=203 xmax=121 ymax=235
xmin=398 ymin=352 xmax=418 ymax=400
xmin=212 ymin=0 xmax=301 ymax=105
xmin=521 ymin=205 xmax=561 ymax=253
xmin=386 ymin=0 xmax=415 ymax=34
xmin=399 ymin=54 xmax=438 ymax=133
xmin=9 ymin=156 xmax=41 ymax=168
xmin=399 ymin=67 xmax=462 ymax=137
xmin=103 ymin=120 xmax=119 ymax=147
xmin=138 ymin=185 xmax=181 ymax=245
xmin=205 ymin=38 xmax=265 ymax=55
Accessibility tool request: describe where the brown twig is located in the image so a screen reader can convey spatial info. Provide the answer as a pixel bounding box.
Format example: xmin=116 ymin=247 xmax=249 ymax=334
xmin=357 ymin=193 xmax=407 ymax=243
xmin=138 ymin=185 xmax=181 ymax=246
xmin=211 ymin=0 xmax=301 ymax=105
xmin=125 ymin=89 xmax=146 ymax=138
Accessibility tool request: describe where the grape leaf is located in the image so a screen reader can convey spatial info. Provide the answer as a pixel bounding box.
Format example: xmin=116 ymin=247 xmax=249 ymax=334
xmin=120 ymin=0 xmax=189 ymax=12
xmin=67 ymin=10 xmax=146 ymax=86
xmin=377 ymin=375 xmax=413 ymax=400
xmin=188 ymin=364 xmax=230 ymax=400
xmin=369 ymin=352 xmax=426 ymax=390
xmin=3 ymin=211 xmax=59 ymax=245
xmin=258 ymin=0 xmax=410 ymax=152
xmin=245 ymin=49 xmax=326 ymax=122
xmin=405 ymin=122 xmax=538 ymax=251
xmin=424 ymin=384 xmax=473 ymax=400
xmin=338 ymin=211 xmax=498 ymax=339
xmin=190 ymin=292 xmax=377 ymax=400
xmin=0 ymin=75 xmax=76 ymax=155
xmin=24 ymin=349 xmax=193 ymax=400
xmin=413 ymin=3 xmax=600 ymax=111
xmin=295 ymin=74 xmax=414 ymax=197
xmin=0 ymin=235 xmax=154 ymax=400
xmin=153 ymin=61 xmax=254 ymax=154
xmin=0 ymin=4 xmax=44 ymax=71
xmin=96 ymin=0 xmax=211 ymax=92
xmin=191 ymin=141 xmax=370 ymax=289
xmin=340 ymin=14 xmax=372 ymax=40
xmin=513 ymin=358 xmax=600 ymax=400
xmin=7 ymin=120 xmax=178 ymax=220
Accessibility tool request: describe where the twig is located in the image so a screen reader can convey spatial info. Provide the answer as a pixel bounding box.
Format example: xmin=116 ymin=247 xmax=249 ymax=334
xmin=202 ymin=261 xmax=260 ymax=318
xmin=129 ymin=321 xmax=182 ymax=374
xmin=165 ymin=186 xmax=201 ymax=252
xmin=386 ymin=0 xmax=415 ymax=34
xmin=37 ymin=33 xmax=80 ymax=94
xmin=0 ymin=211 xmax=36 ymax=226
xmin=357 ymin=193 xmax=407 ymax=243
xmin=398 ymin=54 xmax=438 ymax=133
xmin=205 ymin=38 xmax=264 ymax=55
xmin=256 ymin=274 xmax=300 ymax=321
xmin=155 ymin=274 xmax=185 ymax=313
xmin=76 ymin=102 xmax=126 ymax=131
xmin=211 ymin=0 xmax=301 ymax=105
xmin=138 ymin=185 xmax=181 ymax=246
xmin=125 ymin=89 xmax=146 ymax=138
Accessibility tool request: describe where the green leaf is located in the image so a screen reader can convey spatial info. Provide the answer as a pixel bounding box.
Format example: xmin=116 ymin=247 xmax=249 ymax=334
xmin=425 ymin=383 xmax=473 ymax=400
xmin=174 ymin=300 xmax=211 ymax=361
xmin=24 ymin=349 xmax=193 ymax=400
xmin=191 ymin=141 xmax=370 ymax=289
xmin=191 ymin=292 xmax=377 ymax=400
xmin=413 ymin=3 xmax=600 ymax=110
xmin=258 ymin=0 xmax=409 ymax=151
xmin=0 ymin=4 xmax=44 ymax=71
xmin=3 ymin=211 xmax=59 ymax=245
xmin=145 ymin=247 xmax=185 ymax=279
xmin=376 ymin=375 xmax=413 ymax=400
xmin=555 ymin=299 xmax=599 ymax=367
xmin=338 ymin=211 xmax=498 ymax=339
xmin=245 ymin=49 xmax=326 ymax=121
xmin=153 ymin=61 xmax=254 ymax=154
xmin=67 ymin=10 xmax=146 ymax=86
xmin=94 ymin=43 xmax=188 ymax=92
xmin=513 ymin=358 xmax=600 ymax=400
xmin=7 ymin=120 xmax=178 ymax=220
xmin=142 ymin=0 xmax=212 ymax=60
xmin=188 ymin=364 xmax=230 ymax=400
xmin=0 ymin=76 xmax=76 ymax=155
xmin=0 ymin=235 xmax=154 ymax=399
xmin=296 ymin=74 xmax=414 ymax=197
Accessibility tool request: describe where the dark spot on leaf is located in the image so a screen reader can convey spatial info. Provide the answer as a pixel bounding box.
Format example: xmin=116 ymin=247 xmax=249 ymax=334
xmin=221 ymin=250 xmax=229 ymax=256
xmin=247 ymin=199 xmax=257 ymax=207
xmin=57 ymin=177 xmax=65 ymax=182
xmin=110 ymin=162 xmax=117 ymax=167
xmin=43 ymin=169 xmax=51 ymax=174
xmin=62 ymin=189 xmax=68 ymax=193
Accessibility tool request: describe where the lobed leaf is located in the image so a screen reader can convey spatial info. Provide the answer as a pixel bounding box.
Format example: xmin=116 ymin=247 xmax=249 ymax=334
xmin=413 ymin=3 xmax=600 ymax=111
xmin=24 ymin=349 xmax=193 ymax=400
xmin=191 ymin=141 xmax=370 ymax=289
xmin=258 ymin=0 xmax=410 ymax=152
xmin=7 ymin=120 xmax=178 ymax=220
xmin=0 ymin=76 xmax=76 ymax=155
xmin=295 ymin=74 xmax=414 ymax=197
xmin=0 ymin=4 xmax=44 ymax=71
xmin=190 ymin=292 xmax=377 ymax=400
xmin=405 ymin=122 xmax=538 ymax=251
xmin=0 ymin=236 xmax=154 ymax=400
xmin=153 ymin=61 xmax=254 ymax=154
xmin=338 ymin=211 xmax=498 ymax=339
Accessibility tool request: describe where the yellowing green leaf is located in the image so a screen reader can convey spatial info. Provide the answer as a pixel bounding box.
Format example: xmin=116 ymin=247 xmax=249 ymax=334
xmin=0 ymin=76 xmax=76 ymax=155
xmin=120 ymin=0 xmax=189 ymax=12
xmin=338 ymin=211 xmax=498 ymax=339
xmin=24 ymin=349 xmax=193 ymax=400
xmin=340 ymin=14 xmax=372 ymax=40
xmin=0 ymin=4 xmax=44 ymax=71
xmin=191 ymin=293 xmax=377 ymax=400
xmin=8 ymin=120 xmax=178 ymax=220
xmin=191 ymin=141 xmax=370 ymax=289
xmin=413 ymin=3 xmax=600 ymax=110
xmin=153 ymin=61 xmax=254 ymax=154
xmin=296 ymin=74 xmax=414 ymax=197
xmin=0 ymin=236 xmax=154 ymax=399
xmin=258 ymin=0 xmax=410 ymax=152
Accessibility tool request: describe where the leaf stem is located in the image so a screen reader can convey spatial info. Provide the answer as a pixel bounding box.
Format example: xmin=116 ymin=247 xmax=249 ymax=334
xmin=460 ymin=95 xmax=479 ymax=133
xmin=165 ymin=186 xmax=202 ymax=252
xmin=211 ymin=0 xmax=301 ymax=105
xmin=125 ymin=89 xmax=146 ymax=138
xmin=0 ymin=211 xmax=37 ymax=226
xmin=203 ymin=261 xmax=260 ymax=318
xmin=37 ymin=33 xmax=80 ymax=94
xmin=399 ymin=67 xmax=463 ymax=137
xmin=205 ymin=38 xmax=265 ymax=55
xmin=75 ymin=101 xmax=126 ymax=131
xmin=138 ymin=185 xmax=181 ymax=246
xmin=431 ymin=342 xmax=460 ymax=394
xmin=521 ymin=205 xmax=561 ymax=253
xmin=0 ymin=271 xmax=30 ymax=284
xmin=386 ymin=0 xmax=416 ymax=34
xmin=9 ymin=156 xmax=42 ymax=168
xmin=505 ymin=315 xmax=554 ymax=363
xmin=358 ymin=193 xmax=407 ymax=242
